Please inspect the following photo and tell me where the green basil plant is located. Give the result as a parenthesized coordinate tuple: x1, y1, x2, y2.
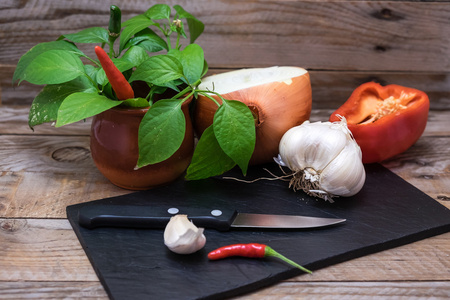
(13, 4, 256, 180)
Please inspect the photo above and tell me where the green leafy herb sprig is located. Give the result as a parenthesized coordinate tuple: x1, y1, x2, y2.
(13, 4, 256, 180)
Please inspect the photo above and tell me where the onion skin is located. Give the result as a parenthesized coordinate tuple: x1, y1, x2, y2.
(194, 69, 312, 165)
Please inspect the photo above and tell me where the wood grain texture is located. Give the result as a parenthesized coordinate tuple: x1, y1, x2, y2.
(0, 219, 98, 282)
(0, 219, 449, 298)
(0, 281, 108, 299)
(0, 136, 130, 218)
(0, 170, 130, 218)
(3, 67, 449, 108)
(1, 281, 448, 299)
(0, 105, 91, 135)
(1, 1, 449, 107)
(1, 0, 448, 71)
(1, 105, 448, 136)
(233, 281, 450, 299)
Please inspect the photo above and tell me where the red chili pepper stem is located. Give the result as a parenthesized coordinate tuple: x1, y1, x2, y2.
(264, 246, 312, 274)
(208, 243, 312, 274)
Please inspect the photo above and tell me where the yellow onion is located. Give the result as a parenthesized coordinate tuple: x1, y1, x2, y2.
(194, 66, 312, 165)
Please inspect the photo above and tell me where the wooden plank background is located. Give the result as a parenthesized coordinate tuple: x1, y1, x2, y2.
(0, 0, 449, 109)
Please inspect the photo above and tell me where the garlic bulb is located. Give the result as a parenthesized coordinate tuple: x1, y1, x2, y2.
(164, 215, 206, 254)
(275, 117, 365, 202)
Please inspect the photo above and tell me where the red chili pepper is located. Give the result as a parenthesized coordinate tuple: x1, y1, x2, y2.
(94, 46, 134, 100)
(329, 82, 429, 163)
(208, 243, 312, 274)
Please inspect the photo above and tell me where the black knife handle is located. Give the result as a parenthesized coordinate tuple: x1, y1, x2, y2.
(77, 203, 238, 231)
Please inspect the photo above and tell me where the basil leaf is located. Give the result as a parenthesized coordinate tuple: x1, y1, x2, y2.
(145, 4, 171, 20)
(130, 55, 183, 86)
(56, 92, 122, 127)
(123, 28, 168, 52)
(201, 59, 209, 79)
(185, 125, 236, 180)
(101, 83, 115, 101)
(21, 50, 86, 85)
(13, 40, 83, 84)
(179, 44, 204, 84)
(213, 99, 255, 175)
(173, 5, 205, 43)
(137, 99, 185, 166)
(84, 64, 100, 83)
(122, 46, 150, 67)
(120, 14, 156, 52)
(60, 27, 109, 44)
(168, 46, 204, 84)
(28, 77, 96, 128)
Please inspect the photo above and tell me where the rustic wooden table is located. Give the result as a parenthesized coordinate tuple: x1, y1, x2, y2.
(0, 105, 448, 299)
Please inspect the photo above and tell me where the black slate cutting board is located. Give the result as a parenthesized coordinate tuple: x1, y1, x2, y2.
(66, 164, 450, 300)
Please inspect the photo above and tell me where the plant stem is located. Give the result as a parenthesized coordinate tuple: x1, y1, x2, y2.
(109, 42, 116, 58)
(191, 79, 202, 88)
(172, 86, 190, 100)
(83, 73, 101, 93)
(196, 90, 223, 107)
(181, 90, 195, 103)
(171, 79, 201, 100)
(145, 89, 153, 101)
(83, 55, 101, 67)
(176, 31, 181, 49)
(166, 36, 172, 50)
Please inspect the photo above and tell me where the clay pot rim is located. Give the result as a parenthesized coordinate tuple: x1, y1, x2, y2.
(108, 106, 150, 114)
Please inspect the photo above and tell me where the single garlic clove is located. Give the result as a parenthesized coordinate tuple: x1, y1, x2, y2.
(164, 215, 206, 254)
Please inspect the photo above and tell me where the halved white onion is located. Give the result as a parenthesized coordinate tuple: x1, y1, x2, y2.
(194, 66, 312, 165)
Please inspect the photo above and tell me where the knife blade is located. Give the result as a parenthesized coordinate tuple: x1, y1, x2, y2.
(77, 203, 345, 231)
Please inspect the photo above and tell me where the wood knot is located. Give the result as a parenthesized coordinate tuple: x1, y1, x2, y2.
(0, 219, 27, 233)
(380, 8, 393, 19)
(414, 159, 431, 167)
(419, 174, 434, 180)
(52, 146, 90, 162)
(374, 45, 389, 53)
(437, 195, 450, 201)
(371, 8, 404, 21)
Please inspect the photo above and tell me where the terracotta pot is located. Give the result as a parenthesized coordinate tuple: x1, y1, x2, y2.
(90, 97, 194, 190)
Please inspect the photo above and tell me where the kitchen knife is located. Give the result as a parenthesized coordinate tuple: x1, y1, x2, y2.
(78, 203, 345, 231)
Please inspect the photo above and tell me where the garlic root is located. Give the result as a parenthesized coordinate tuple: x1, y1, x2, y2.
(287, 170, 334, 201)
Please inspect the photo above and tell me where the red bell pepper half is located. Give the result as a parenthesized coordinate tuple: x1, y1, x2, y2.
(329, 82, 429, 164)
